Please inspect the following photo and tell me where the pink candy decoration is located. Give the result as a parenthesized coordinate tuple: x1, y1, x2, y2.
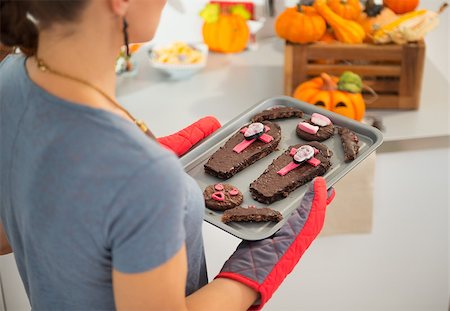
(214, 183, 224, 191)
(244, 122, 264, 138)
(311, 113, 332, 127)
(277, 162, 300, 176)
(211, 192, 225, 202)
(293, 145, 314, 163)
(307, 158, 321, 167)
(233, 138, 256, 153)
(234, 125, 273, 154)
(259, 133, 273, 143)
(277, 145, 322, 175)
(298, 122, 319, 134)
(229, 188, 239, 196)
(291, 147, 319, 156)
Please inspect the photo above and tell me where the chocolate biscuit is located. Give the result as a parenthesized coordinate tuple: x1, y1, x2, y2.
(204, 121, 281, 179)
(296, 119, 334, 142)
(204, 183, 243, 211)
(251, 106, 303, 122)
(222, 206, 283, 223)
(250, 141, 332, 204)
(338, 127, 360, 162)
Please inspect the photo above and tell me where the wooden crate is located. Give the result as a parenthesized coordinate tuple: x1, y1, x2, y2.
(284, 40, 425, 109)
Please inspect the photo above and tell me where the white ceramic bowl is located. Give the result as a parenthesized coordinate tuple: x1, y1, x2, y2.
(149, 43, 208, 80)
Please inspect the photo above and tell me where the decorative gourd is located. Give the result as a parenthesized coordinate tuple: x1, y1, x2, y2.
(373, 3, 447, 44)
(357, 0, 398, 37)
(314, 0, 366, 43)
(200, 4, 250, 53)
(372, 9, 426, 43)
(327, 0, 362, 20)
(293, 72, 366, 121)
(275, 4, 326, 43)
(383, 0, 419, 14)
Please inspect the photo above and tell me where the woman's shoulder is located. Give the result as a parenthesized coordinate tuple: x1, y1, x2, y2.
(0, 53, 23, 74)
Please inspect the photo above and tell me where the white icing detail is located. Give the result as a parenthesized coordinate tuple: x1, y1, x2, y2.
(311, 113, 332, 127)
(244, 122, 264, 138)
(294, 145, 315, 163)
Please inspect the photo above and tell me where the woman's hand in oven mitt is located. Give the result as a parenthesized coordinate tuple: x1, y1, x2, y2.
(157, 116, 221, 157)
(216, 177, 335, 311)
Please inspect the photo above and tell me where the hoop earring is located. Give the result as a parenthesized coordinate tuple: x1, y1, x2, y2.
(122, 17, 130, 58)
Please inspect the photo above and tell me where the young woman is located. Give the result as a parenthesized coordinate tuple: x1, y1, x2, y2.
(0, 0, 335, 310)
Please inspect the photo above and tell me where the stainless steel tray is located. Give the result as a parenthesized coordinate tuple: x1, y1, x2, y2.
(180, 96, 383, 240)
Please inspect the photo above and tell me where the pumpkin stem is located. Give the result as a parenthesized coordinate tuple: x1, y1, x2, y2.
(438, 2, 448, 14)
(320, 73, 337, 91)
(366, 0, 375, 10)
(297, 0, 314, 10)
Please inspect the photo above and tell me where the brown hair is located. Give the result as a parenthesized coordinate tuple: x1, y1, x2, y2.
(0, 0, 88, 56)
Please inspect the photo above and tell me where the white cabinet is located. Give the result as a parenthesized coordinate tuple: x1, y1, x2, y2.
(0, 255, 30, 311)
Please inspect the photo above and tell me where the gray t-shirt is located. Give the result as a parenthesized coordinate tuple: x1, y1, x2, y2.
(0, 55, 208, 310)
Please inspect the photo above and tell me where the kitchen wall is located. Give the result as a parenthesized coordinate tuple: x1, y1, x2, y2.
(153, 0, 288, 44)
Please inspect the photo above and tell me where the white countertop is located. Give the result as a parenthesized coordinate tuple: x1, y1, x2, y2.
(117, 26, 449, 144)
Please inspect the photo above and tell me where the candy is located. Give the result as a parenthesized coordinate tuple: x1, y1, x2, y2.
(214, 183, 224, 191)
(298, 122, 319, 134)
(229, 188, 239, 196)
(234, 125, 273, 154)
(244, 122, 264, 140)
(278, 145, 321, 175)
(211, 192, 225, 202)
(233, 138, 256, 153)
(259, 133, 273, 143)
(311, 113, 332, 127)
(277, 162, 300, 176)
(307, 157, 321, 167)
(293, 145, 315, 164)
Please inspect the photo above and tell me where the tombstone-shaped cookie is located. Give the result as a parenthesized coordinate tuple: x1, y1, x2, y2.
(204, 121, 281, 179)
(250, 141, 333, 204)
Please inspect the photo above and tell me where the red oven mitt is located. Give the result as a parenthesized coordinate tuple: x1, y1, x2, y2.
(157, 116, 221, 157)
(216, 177, 335, 310)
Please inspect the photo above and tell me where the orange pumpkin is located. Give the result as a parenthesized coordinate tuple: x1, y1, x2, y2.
(327, 0, 362, 20)
(275, 5, 327, 44)
(293, 73, 366, 121)
(319, 31, 337, 43)
(383, 0, 419, 14)
(357, 7, 398, 37)
(202, 14, 250, 53)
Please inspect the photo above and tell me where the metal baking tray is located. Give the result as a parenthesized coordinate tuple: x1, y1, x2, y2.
(180, 96, 383, 241)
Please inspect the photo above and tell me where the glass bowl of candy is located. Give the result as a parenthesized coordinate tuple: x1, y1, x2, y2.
(149, 42, 208, 80)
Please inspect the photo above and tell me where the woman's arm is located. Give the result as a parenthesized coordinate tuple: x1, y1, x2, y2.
(0, 222, 13, 255)
(113, 245, 258, 311)
(113, 177, 334, 311)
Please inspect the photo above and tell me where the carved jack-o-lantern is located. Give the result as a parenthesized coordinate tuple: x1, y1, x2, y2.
(293, 72, 366, 121)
